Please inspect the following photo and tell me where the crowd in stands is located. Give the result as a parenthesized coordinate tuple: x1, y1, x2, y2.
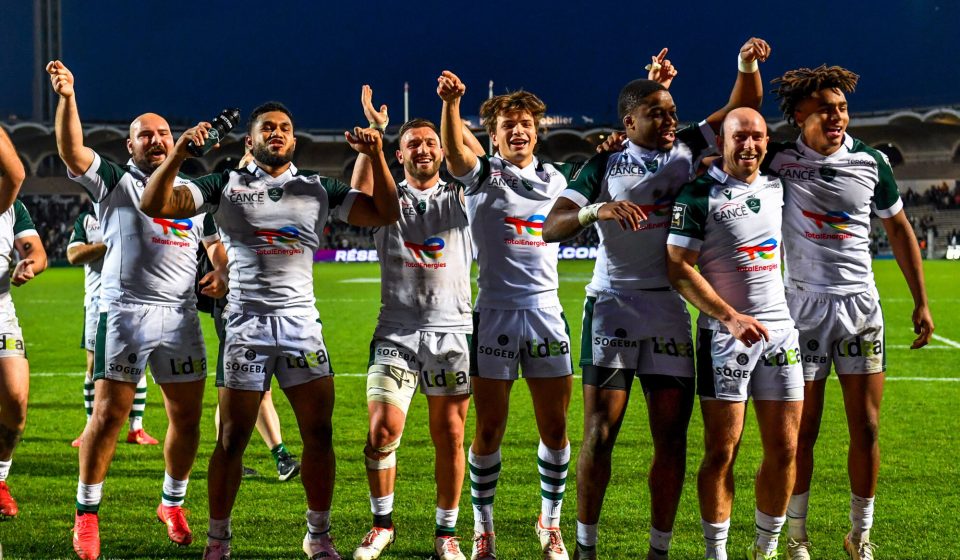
(902, 181, 960, 209)
(21, 195, 85, 264)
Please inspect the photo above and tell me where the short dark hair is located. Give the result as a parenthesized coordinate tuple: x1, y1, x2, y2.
(398, 118, 439, 139)
(771, 65, 859, 126)
(617, 79, 667, 120)
(248, 101, 295, 133)
(479, 91, 546, 137)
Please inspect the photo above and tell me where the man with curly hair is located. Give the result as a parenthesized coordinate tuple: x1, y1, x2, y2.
(764, 65, 934, 560)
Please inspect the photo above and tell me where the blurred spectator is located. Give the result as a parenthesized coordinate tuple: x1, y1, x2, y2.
(21, 194, 84, 264)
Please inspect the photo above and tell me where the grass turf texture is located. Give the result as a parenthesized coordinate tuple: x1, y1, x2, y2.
(1, 259, 957, 559)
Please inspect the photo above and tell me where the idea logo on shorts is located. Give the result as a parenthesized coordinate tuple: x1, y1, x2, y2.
(421, 368, 468, 388)
(285, 349, 329, 369)
(0, 334, 24, 352)
(835, 337, 883, 357)
(762, 347, 801, 367)
(653, 337, 694, 357)
(525, 337, 570, 359)
(169, 355, 206, 375)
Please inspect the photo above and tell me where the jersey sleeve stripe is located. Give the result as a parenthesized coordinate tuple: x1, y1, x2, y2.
(872, 197, 903, 219)
(559, 189, 589, 208)
(666, 232, 703, 251)
(13, 229, 39, 240)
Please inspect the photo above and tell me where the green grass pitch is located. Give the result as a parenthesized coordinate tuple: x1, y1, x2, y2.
(0, 259, 957, 558)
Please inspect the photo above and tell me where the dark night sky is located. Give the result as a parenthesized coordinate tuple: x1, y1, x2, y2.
(1, 1, 958, 130)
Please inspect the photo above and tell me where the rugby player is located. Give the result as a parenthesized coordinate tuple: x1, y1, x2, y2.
(666, 108, 802, 560)
(438, 72, 579, 560)
(0, 126, 43, 519)
(764, 66, 933, 560)
(542, 39, 770, 560)
(141, 102, 400, 560)
(349, 85, 478, 560)
(68, 209, 158, 448)
(48, 60, 222, 559)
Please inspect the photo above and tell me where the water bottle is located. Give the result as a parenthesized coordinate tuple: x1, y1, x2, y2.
(187, 108, 240, 157)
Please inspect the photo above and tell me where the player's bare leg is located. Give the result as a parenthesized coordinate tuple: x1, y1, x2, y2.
(284, 377, 340, 558)
(155, 379, 205, 545)
(787, 377, 827, 552)
(644, 384, 694, 557)
(575, 384, 629, 557)
(428, 394, 469, 559)
(0, 356, 29, 518)
(469, 377, 513, 558)
(529, 375, 573, 559)
(839, 372, 884, 554)
(355, 397, 405, 559)
(698, 400, 746, 559)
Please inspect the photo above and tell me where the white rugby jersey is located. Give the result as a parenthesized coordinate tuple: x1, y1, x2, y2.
(69, 152, 219, 308)
(762, 133, 902, 295)
(374, 179, 472, 332)
(457, 155, 578, 310)
(561, 122, 715, 292)
(667, 164, 793, 331)
(187, 162, 356, 317)
(67, 211, 104, 306)
(0, 200, 39, 299)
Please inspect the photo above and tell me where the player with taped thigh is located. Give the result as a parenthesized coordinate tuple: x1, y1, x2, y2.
(666, 108, 803, 560)
(49, 59, 220, 559)
(349, 86, 483, 560)
(68, 208, 158, 448)
(439, 72, 582, 560)
(543, 38, 770, 560)
(765, 66, 933, 560)
(142, 102, 400, 560)
(0, 126, 44, 519)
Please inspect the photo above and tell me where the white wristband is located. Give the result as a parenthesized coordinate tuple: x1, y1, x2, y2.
(578, 203, 604, 227)
(738, 54, 758, 74)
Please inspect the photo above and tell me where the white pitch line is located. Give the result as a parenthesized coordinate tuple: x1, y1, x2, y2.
(931, 333, 960, 349)
(889, 344, 951, 349)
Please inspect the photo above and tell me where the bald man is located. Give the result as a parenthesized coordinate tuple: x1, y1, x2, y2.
(665, 109, 803, 560)
(49, 61, 227, 560)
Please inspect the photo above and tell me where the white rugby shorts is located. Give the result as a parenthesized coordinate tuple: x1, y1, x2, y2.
(696, 326, 804, 402)
(471, 306, 573, 380)
(94, 301, 206, 384)
(787, 288, 885, 381)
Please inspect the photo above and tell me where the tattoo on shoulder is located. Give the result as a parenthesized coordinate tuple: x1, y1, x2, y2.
(172, 186, 196, 213)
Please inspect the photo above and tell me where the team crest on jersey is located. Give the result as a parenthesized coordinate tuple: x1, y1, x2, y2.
(416, 200, 427, 215)
(746, 196, 761, 214)
(267, 187, 284, 202)
(644, 160, 659, 173)
(722, 189, 732, 200)
(819, 165, 837, 182)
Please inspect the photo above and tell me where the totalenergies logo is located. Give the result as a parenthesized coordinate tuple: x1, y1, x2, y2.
(404, 237, 445, 260)
(255, 226, 300, 244)
(802, 209, 851, 231)
(638, 195, 674, 217)
(153, 218, 193, 238)
(736, 238, 778, 260)
(504, 214, 545, 236)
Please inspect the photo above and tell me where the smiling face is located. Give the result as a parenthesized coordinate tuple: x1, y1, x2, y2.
(624, 90, 678, 151)
(492, 110, 537, 167)
(246, 110, 296, 168)
(127, 113, 174, 172)
(719, 108, 768, 182)
(397, 126, 443, 184)
(795, 87, 849, 156)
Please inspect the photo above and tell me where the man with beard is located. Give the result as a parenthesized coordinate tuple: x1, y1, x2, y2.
(349, 86, 483, 560)
(141, 101, 400, 560)
(47, 60, 226, 560)
(765, 66, 933, 560)
(542, 39, 769, 560)
(666, 108, 803, 560)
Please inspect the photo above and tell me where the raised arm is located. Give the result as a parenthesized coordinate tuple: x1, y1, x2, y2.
(141, 122, 211, 218)
(666, 244, 768, 347)
(47, 60, 95, 176)
(703, 38, 771, 133)
(350, 85, 391, 196)
(437, 71, 478, 177)
(0, 128, 25, 214)
(882, 210, 934, 348)
(343, 127, 400, 226)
